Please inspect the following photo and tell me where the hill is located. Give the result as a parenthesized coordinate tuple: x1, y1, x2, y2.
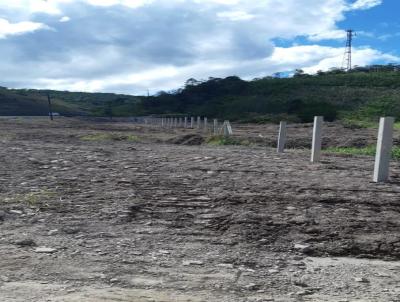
(1, 64, 400, 122)
(0, 87, 142, 117)
(137, 65, 400, 123)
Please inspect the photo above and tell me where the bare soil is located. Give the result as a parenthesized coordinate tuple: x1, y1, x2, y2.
(1, 117, 400, 302)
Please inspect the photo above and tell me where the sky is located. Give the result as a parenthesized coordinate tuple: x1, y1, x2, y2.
(0, 0, 399, 95)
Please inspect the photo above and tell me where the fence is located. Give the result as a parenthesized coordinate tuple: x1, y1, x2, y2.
(132, 116, 233, 137)
(132, 115, 396, 183)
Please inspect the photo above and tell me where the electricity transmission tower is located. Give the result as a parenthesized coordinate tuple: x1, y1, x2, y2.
(342, 29, 355, 71)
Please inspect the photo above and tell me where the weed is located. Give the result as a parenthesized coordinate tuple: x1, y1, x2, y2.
(3, 190, 57, 206)
(324, 146, 400, 160)
(206, 135, 251, 146)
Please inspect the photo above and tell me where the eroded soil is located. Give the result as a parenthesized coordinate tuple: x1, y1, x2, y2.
(0, 117, 400, 302)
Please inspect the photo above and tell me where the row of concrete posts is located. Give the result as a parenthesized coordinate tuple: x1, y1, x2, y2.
(276, 116, 395, 183)
(137, 116, 233, 136)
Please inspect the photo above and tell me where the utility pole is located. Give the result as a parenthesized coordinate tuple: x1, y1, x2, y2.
(342, 29, 355, 71)
(47, 93, 54, 121)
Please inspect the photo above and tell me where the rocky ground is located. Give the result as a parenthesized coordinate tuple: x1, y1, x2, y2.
(0, 117, 400, 302)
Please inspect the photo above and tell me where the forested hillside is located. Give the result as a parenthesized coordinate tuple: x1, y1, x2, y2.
(1, 65, 400, 122)
(137, 65, 400, 123)
(0, 87, 141, 116)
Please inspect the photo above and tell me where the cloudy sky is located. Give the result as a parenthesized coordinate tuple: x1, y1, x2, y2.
(0, 0, 399, 95)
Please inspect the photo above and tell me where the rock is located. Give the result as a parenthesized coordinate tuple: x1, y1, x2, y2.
(47, 229, 58, 236)
(0, 276, 10, 282)
(243, 283, 258, 290)
(294, 243, 312, 254)
(61, 226, 81, 234)
(296, 289, 314, 296)
(15, 239, 37, 247)
(217, 263, 234, 269)
(183, 260, 204, 266)
(268, 269, 279, 274)
(34, 247, 57, 254)
(355, 277, 370, 283)
(9, 210, 23, 215)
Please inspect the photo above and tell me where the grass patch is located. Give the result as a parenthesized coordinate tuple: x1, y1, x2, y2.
(206, 135, 251, 146)
(3, 190, 57, 206)
(80, 133, 139, 142)
(341, 119, 378, 129)
(325, 146, 400, 160)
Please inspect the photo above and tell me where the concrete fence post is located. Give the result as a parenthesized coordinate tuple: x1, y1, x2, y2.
(190, 117, 194, 128)
(277, 121, 287, 153)
(223, 120, 233, 137)
(373, 117, 394, 182)
(311, 116, 323, 163)
(204, 117, 208, 132)
(213, 119, 218, 135)
(184, 117, 188, 128)
(197, 116, 201, 129)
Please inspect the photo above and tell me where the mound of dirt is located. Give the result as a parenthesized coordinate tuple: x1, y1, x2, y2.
(168, 134, 205, 145)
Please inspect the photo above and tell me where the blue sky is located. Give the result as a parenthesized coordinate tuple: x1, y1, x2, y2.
(0, 0, 399, 94)
(274, 0, 400, 63)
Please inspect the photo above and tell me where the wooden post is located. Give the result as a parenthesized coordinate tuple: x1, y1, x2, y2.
(373, 117, 394, 182)
(277, 121, 287, 153)
(311, 116, 323, 163)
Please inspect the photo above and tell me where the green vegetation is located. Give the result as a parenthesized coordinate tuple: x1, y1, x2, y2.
(80, 132, 139, 142)
(3, 190, 56, 206)
(0, 86, 141, 116)
(324, 146, 400, 160)
(1, 64, 400, 123)
(137, 65, 400, 124)
(206, 135, 251, 146)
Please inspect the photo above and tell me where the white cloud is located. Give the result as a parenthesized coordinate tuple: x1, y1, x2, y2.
(268, 45, 399, 74)
(349, 0, 382, 10)
(85, 0, 153, 9)
(59, 16, 71, 22)
(0, 0, 394, 94)
(217, 10, 256, 21)
(308, 30, 347, 41)
(0, 18, 49, 39)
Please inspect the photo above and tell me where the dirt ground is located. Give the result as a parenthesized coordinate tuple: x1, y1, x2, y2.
(1, 117, 400, 302)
